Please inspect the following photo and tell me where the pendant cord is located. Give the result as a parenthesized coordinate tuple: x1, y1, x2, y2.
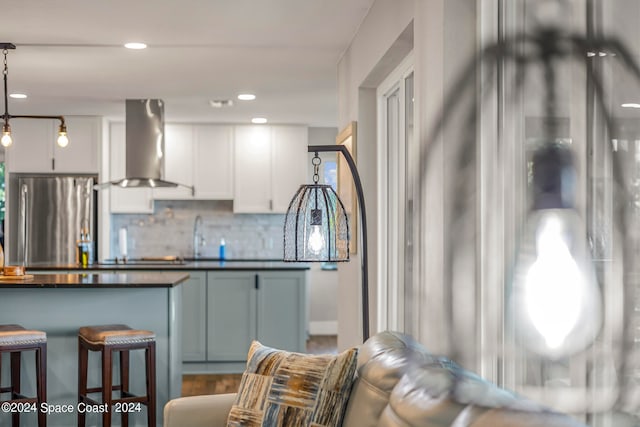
(3, 49, 8, 121)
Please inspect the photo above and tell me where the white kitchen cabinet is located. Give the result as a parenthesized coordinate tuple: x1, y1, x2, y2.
(193, 124, 234, 199)
(153, 124, 195, 200)
(233, 125, 307, 213)
(108, 122, 154, 213)
(234, 125, 272, 212)
(6, 116, 100, 174)
(271, 126, 308, 212)
(153, 124, 234, 200)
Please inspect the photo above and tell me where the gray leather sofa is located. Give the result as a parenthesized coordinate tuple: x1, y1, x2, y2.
(163, 331, 587, 427)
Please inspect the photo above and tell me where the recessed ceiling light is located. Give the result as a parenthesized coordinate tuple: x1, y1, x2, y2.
(251, 117, 268, 124)
(622, 103, 640, 108)
(238, 94, 256, 101)
(124, 42, 147, 50)
(9, 93, 27, 99)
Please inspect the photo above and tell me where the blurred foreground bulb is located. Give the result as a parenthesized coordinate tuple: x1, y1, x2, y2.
(509, 144, 602, 359)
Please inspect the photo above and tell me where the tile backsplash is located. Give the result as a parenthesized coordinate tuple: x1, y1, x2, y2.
(110, 200, 284, 259)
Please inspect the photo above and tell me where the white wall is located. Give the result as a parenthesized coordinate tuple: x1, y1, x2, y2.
(336, 0, 479, 353)
(336, 0, 414, 349)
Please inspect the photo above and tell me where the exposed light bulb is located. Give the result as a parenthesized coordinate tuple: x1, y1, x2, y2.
(57, 124, 69, 147)
(57, 132, 69, 147)
(307, 225, 325, 255)
(1, 123, 12, 147)
(509, 210, 602, 359)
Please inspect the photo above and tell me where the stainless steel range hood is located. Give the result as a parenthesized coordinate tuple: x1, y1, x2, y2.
(95, 99, 193, 192)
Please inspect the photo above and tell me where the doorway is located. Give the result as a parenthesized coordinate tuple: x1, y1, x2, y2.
(377, 53, 415, 333)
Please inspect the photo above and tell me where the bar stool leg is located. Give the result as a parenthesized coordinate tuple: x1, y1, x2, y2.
(146, 342, 156, 427)
(36, 344, 47, 427)
(120, 350, 129, 427)
(10, 351, 21, 427)
(77, 338, 88, 427)
(101, 347, 112, 427)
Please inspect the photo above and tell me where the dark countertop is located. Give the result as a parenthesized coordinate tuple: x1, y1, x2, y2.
(26, 259, 311, 272)
(0, 272, 190, 288)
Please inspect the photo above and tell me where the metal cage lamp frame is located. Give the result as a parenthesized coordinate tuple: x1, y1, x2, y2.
(421, 21, 640, 414)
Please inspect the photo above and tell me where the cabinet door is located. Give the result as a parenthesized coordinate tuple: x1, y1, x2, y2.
(53, 116, 101, 173)
(182, 271, 208, 362)
(194, 125, 234, 199)
(271, 126, 308, 212)
(109, 122, 153, 213)
(153, 124, 194, 200)
(207, 272, 257, 361)
(5, 118, 53, 172)
(257, 271, 307, 352)
(233, 125, 272, 212)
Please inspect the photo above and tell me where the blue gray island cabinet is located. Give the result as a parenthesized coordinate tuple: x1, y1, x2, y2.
(0, 272, 187, 427)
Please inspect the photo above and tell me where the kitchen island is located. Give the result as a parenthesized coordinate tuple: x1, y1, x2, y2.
(30, 261, 310, 374)
(0, 272, 188, 427)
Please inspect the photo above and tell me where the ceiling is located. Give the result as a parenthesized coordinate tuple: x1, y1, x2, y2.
(1, 0, 376, 127)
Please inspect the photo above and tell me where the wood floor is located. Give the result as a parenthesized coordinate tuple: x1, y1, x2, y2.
(182, 335, 337, 397)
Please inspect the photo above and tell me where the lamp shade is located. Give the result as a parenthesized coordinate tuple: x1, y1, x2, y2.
(284, 184, 350, 262)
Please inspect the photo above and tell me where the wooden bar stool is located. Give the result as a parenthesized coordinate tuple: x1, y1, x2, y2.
(77, 324, 156, 427)
(0, 324, 47, 427)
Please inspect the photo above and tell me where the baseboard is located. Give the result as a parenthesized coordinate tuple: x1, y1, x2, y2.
(309, 321, 338, 335)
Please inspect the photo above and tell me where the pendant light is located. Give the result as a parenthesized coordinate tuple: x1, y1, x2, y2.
(284, 152, 350, 262)
(1, 42, 69, 148)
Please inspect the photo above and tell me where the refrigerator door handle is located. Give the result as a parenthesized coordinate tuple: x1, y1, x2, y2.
(20, 183, 28, 266)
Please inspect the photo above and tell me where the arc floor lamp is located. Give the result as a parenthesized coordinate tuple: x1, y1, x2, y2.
(284, 143, 370, 342)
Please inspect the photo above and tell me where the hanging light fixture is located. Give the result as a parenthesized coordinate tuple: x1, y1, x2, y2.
(284, 152, 350, 262)
(1, 42, 69, 148)
(419, 18, 640, 411)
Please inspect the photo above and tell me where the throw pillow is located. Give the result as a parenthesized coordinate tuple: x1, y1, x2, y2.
(227, 340, 358, 427)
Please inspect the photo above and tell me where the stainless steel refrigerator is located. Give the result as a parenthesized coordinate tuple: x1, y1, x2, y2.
(8, 175, 97, 265)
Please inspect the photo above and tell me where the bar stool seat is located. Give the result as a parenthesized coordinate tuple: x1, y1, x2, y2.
(78, 324, 156, 427)
(78, 325, 155, 346)
(0, 324, 47, 427)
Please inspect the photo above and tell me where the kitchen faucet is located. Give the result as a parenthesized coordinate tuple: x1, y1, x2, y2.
(193, 215, 205, 259)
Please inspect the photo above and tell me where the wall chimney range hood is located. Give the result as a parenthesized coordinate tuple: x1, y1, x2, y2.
(95, 99, 194, 193)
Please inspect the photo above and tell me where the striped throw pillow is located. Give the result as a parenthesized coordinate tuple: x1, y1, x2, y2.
(227, 341, 358, 427)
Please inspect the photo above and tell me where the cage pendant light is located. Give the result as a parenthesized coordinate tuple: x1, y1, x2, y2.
(283, 153, 350, 262)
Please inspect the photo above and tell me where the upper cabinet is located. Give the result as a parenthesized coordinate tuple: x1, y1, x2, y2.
(234, 125, 307, 213)
(193, 125, 234, 199)
(104, 122, 305, 211)
(152, 124, 195, 200)
(153, 124, 234, 200)
(109, 122, 153, 213)
(5, 116, 101, 174)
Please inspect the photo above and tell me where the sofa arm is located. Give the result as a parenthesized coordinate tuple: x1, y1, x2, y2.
(163, 393, 236, 427)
